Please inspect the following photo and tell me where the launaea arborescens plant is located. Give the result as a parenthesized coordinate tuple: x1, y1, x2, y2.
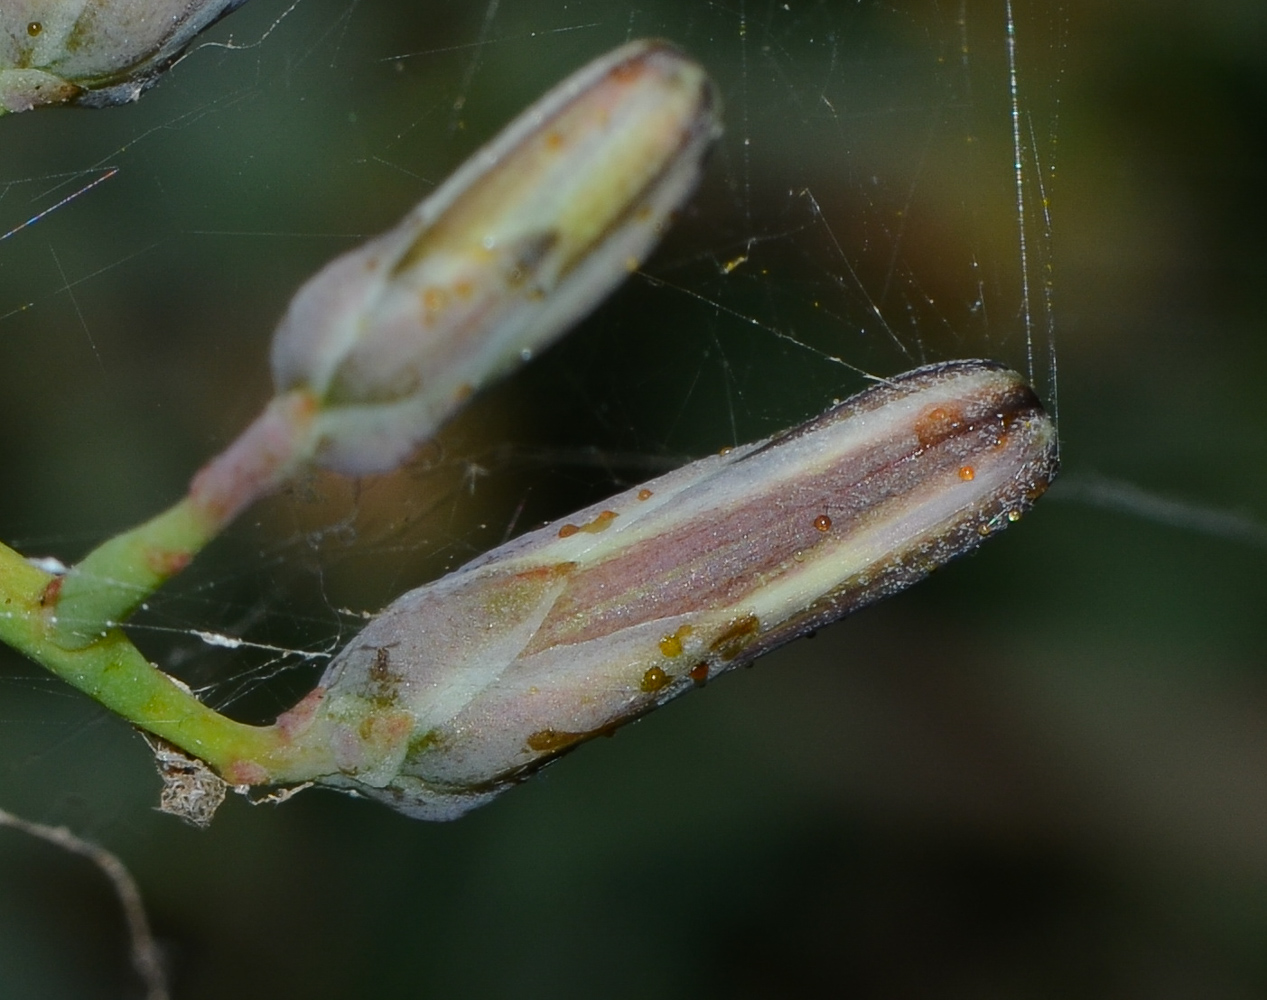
(0, 38, 1059, 826)
(0, 0, 249, 113)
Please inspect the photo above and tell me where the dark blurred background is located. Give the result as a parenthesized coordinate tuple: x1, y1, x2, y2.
(2, 1, 1266, 996)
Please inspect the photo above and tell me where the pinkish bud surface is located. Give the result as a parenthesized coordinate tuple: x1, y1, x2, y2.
(269, 39, 722, 476)
(0, 0, 248, 113)
(305, 360, 1059, 819)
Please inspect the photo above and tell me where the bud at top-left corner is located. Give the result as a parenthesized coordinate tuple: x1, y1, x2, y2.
(1, 0, 249, 113)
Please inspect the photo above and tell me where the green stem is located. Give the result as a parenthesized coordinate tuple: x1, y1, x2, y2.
(50, 391, 318, 648)
(49, 498, 218, 646)
(0, 540, 336, 785)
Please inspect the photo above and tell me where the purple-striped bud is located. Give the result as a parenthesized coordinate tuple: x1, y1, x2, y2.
(1, 0, 248, 113)
(296, 360, 1059, 819)
(269, 40, 722, 477)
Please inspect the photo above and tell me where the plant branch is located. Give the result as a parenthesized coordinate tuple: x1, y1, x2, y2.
(48, 390, 318, 648)
(0, 539, 336, 786)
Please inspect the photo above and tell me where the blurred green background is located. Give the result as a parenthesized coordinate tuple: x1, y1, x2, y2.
(2, 0, 1266, 996)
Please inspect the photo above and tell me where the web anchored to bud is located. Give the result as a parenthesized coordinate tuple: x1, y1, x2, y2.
(298, 360, 1058, 819)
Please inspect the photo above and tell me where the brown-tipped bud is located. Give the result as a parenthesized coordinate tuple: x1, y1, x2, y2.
(300, 360, 1059, 819)
(1, 0, 248, 113)
(269, 39, 722, 476)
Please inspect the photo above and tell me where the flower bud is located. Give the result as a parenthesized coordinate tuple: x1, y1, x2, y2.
(297, 360, 1059, 819)
(269, 39, 722, 477)
(0, 0, 248, 113)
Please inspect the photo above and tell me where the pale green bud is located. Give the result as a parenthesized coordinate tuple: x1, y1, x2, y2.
(0, 0, 248, 113)
(291, 360, 1059, 819)
(269, 39, 722, 477)
(32, 39, 719, 651)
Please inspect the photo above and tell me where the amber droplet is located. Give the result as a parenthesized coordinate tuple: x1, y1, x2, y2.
(527, 728, 585, 753)
(689, 662, 709, 686)
(587, 510, 619, 533)
(710, 614, 759, 661)
(958, 465, 976, 481)
(657, 625, 693, 658)
(641, 666, 670, 693)
(1006, 509, 1022, 523)
(27, 21, 42, 36)
(813, 514, 832, 532)
(914, 405, 963, 448)
(559, 509, 619, 538)
(637, 488, 654, 501)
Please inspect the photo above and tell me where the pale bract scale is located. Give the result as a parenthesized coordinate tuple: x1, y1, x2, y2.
(0, 0, 249, 113)
(269, 39, 722, 476)
(291, 360, 1060, 820)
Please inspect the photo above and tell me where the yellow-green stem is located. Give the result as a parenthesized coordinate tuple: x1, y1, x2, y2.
(50, 391, 318, 648)
(50, 498, 218, 647)
(0, 540, 336, 784)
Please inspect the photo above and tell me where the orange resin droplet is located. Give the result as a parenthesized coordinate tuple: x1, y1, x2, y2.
(657, 624, 693, 658)
(914, 405, 963, 448)
(641, 666, 670, 692)
(813, 514, 832, 532)
(27, 21, 42, 36)
(527, 728, 584, 753)
(558, 509, 619, 538)
(689, 662, 709, 685)
(959, 465, 976, 481)
(710, 614, 759, 661)
(586, 510, 619, 532)
(637, 488, 654, 501)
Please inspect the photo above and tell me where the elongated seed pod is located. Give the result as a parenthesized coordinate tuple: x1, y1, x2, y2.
(270, 39, 722, 476)
(0, 0, 249, 113)
(293, 360, 1059, 819)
